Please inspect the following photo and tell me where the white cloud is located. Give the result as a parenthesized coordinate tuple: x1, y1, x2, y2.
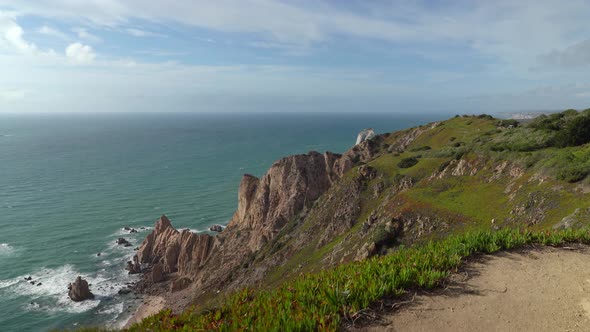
(575, 91, 590, 98)
(73, 27, 101, 43)
(126, 28, 163, 37)
(1, 0, 589, 71)
(65, 42, 96, 63)
(0, 11, 37, 54)
(1, 1, 590, 113)
(38, 25, 68, 40)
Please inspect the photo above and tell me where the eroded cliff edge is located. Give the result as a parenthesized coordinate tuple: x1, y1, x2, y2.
(133, 143, 383, 308)
(132, 114, 590, 313)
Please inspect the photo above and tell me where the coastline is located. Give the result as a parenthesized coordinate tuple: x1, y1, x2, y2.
(123, 296, 166, 329)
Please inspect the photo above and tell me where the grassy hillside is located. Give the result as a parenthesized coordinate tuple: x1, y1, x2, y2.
(78, 109, 590, 331)
(256, 109, 590, 288)
(125, 229, 590, 331)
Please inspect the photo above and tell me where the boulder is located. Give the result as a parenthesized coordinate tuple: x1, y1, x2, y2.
(126, 255, 142, 274)
(170, 277, 192, 292)
(209, 224, 224, 232)
(116, 238, 131, 246)
(151, 263, 164, 283)
(68, 276, 94, 302)
(358, 165, 377, 180)
(118, 288, 132, 295)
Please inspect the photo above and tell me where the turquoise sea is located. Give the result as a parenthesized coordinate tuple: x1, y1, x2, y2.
(0, 112, 451, 331)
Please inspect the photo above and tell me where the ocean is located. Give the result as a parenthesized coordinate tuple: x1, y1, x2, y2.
(0, 112, 451, 331)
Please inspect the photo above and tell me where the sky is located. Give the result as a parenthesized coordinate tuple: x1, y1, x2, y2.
(1, 0, 590, 113)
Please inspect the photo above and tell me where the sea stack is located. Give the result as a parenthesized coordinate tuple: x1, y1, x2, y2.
(68, 276, 94, 302)
(356, 128, 375, 145)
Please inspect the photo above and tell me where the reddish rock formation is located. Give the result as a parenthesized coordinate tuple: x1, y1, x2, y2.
(227, 151, 343, 251)
(68, 276, 94, 302)
(134, 148, 379, 302)
(126, 255, 141, 274)
(170, 277, 192, 292)
(137, 216, 216, 276)
(151, 263, 164, 283)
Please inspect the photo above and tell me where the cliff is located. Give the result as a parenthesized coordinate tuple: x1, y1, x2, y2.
(133, 109, 590, 318)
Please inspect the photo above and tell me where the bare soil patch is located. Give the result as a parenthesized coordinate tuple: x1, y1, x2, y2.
(346, 246, 590, 332)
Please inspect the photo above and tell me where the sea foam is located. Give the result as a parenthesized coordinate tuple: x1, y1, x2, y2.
(0, 243, 14, 256)
(0, 262, 137, 315)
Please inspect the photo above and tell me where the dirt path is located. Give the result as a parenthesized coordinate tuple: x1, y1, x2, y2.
(349, 247, 590, 332)
(123, 296, 166, 328)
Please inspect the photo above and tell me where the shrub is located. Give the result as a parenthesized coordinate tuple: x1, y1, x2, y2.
(557, 165, 590, 183)
(409, 145, 431, 152)
(397, 157, 419, 168)
(477, 114, 494, 120)
(552, 115, 590, 147)
(497, 119, 519, 128)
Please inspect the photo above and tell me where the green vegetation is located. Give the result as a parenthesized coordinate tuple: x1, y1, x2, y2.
(397, 157, 419, 168)
(553, 114, 590, 148)
(496, 119, 519, 128)
(120, 228, 590, 331)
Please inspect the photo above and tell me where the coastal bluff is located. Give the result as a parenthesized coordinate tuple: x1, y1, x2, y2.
(132, 136, 384, 305)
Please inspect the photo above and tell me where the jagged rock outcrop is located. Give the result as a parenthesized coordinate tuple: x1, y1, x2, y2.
(68, 276, 94, 302)
(134, 151, 358, 294)
(126, 255, 142, 274)
(137, 215, 216, 277)
(356, 128, 375, 145)
(226, 151, 345, 251)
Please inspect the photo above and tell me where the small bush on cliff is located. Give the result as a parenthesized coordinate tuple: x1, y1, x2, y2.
(552, 114, 590, 148)
(557, 166, 590, 183)
(397, 157, 419, 168)
(497, 119, 519, 128)
(409, 145, 431, 152)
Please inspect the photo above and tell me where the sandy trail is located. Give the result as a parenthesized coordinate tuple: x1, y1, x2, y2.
(123, 296, 166, 328)
(350, 247, 590, 332)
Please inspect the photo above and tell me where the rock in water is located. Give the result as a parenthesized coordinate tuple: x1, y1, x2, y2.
(118, 288, 132, 295)
(68, 276, 94, 302)
(356, 128, 375, 145)
(126, 255, 142, 274)
(116, 237, 131, 246)
(209, 224, 224, 232)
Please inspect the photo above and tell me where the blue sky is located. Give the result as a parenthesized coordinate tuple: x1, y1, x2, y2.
(1, 0, 590, 113)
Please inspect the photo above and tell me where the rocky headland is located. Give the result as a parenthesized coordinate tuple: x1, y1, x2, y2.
(124, 111, 590, 328)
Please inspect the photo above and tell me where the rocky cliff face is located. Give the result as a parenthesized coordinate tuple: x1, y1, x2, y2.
(135, 149, 367, 298)
(137, 215, 217, 277)
(132, 114, 590, 317)
(226, 151, 343, 251)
